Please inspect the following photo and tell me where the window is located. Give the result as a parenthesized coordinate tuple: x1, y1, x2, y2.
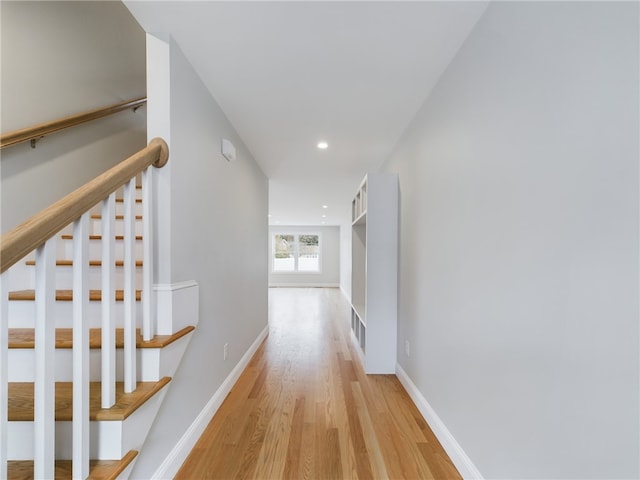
(273, 234, 295, 271)
(273, 233, 320, 272)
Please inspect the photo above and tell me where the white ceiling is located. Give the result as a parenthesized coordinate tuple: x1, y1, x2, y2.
(124, 1, 488, 226)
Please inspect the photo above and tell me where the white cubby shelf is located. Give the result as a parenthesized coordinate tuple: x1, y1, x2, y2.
(350, 173, 398, 374)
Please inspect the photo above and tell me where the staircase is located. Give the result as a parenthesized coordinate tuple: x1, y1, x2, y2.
(1, 140, 197, 479)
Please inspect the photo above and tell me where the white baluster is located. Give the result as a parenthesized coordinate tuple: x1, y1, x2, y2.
(72, 214, 89, 479)
(34, 238, 56, 479)
(0, 273, 8, 479)
(101, 194, 116, 408)
(124, 178, 137, 393)
(142, 167, 154, 341)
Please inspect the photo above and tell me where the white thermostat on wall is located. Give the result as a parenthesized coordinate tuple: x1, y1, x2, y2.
(221, 138, 236, 162)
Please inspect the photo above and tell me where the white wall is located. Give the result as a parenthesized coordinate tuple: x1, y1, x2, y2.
(130, 36, 268, 478)
(383, 2, 639, 478)
(0, 1, 147, 232)
(268, 225, 340, 287)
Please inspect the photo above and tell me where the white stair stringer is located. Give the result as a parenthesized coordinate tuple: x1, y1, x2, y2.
(140, 329, 196, 382)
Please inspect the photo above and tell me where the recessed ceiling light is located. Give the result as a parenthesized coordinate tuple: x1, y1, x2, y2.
(317, 141, 328, 150)
(267, 214, 272, 218)
(321, 214, 327, 218)
(322, 205, 328, 209)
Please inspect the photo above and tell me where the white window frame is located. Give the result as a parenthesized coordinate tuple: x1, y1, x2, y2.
(271, 232, 322, 274)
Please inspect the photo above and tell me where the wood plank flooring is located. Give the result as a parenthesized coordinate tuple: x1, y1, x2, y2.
(176, 288, 461, 479)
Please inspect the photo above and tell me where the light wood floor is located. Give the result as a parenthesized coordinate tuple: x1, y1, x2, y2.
(176, 288, 461, 479)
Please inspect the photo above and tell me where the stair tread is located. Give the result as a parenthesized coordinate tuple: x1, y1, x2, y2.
(115, 198, 142, 203)
(8, 377, 171, 421)
(60, 235, 143, 241)
(90, 214, 142, 220)
(8, 289, 142, 301)
(7, 449, 138, 480)
(25, 259, 143, 267)
(9, 326, 195, 349)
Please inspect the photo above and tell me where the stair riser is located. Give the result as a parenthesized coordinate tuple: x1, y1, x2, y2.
(8, 301, 143, 328)
(9, 332, 193, 385)
(9, 215, 143, 247)
(58, 240, 143, 263)
(7, 334, 192, 382)
(88, 202, 143, 217)
(92, 219, 143, 237)
(114, 202, 143, 217)
(7, 385, 169, 460)
(20, 267, 142, 291)
(90, 189, 143, 208)
(8, 348, 164, 382)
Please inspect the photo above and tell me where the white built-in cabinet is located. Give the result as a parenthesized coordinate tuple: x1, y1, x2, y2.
(350, 173, 398, 374)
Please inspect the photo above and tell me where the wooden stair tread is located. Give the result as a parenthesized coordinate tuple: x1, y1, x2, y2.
(61, 235, 143, 241)
(90, 214, 142, 220)
(8, 377, 171, 421)
(9, 326, 195, 349)
(115, 198, 142, 203)
(7, 450, 138, 480)
(25, 259, 143, 267)
(8, 289, 142, 301)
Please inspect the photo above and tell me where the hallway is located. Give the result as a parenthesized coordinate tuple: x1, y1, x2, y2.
(175, 288, 460, 479)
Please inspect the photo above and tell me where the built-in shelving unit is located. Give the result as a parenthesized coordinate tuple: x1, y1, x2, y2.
(350, 173, 398, 374)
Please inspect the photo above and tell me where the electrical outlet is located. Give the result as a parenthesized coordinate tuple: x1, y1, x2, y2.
(405, 340, 410, 357)
(224, 343, 229, 360)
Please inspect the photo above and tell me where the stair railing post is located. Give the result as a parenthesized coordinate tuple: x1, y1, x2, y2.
(0, 273, 8, 479)
(72, 213, 90, 479)
(142, 166, 154, 341)
(34, 238, 56, 480)
(101, 193, 117, 408)
(124, 178, 137, 393)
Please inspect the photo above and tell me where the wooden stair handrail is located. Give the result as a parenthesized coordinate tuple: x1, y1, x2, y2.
(0, 138, 168, 273)
(0, 97, 146, 149)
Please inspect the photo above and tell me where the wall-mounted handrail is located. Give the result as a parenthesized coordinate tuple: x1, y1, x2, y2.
(0, 137, 168, 273)
(0, 97, 146, 149)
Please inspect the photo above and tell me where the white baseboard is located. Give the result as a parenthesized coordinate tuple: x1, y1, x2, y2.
(395, 364, 483, 480)
(150, 325, 269, 479)
(269, 283, 340, 288)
